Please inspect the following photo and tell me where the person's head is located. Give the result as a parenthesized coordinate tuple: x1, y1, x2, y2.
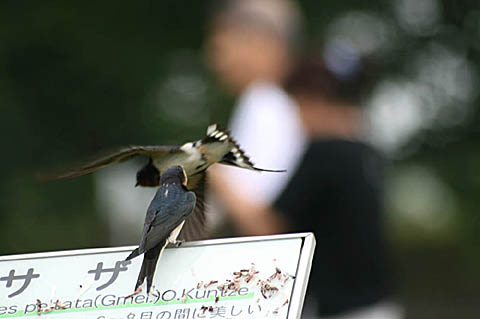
(205, 0, 303, 94)
(285, 44, 376, 138)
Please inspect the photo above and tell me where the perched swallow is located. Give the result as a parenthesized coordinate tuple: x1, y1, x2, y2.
(125, 165, 196, 294)
(41, 124, 284, 241)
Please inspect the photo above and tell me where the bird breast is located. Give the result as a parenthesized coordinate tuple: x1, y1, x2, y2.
(197, 142, 233, 165)
(153, 143, 206, 176)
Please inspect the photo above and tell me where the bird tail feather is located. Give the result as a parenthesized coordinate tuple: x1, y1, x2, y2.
(134, 243, 165, 293)
(205, 124, 286, 173)
(125, 248, 141, 261)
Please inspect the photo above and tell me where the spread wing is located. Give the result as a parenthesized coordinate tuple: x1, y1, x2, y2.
(177, 171, 207, 241)
(204, 124, 286, 173)
(38, 145, 175, 181)
(140, 188, 196, 253)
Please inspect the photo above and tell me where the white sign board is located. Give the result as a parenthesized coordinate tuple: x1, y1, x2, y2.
(0, 233, 315, 319)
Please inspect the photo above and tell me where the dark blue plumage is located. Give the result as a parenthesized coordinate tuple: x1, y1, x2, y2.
(42, 124, 285, 243)
(125, 165, 196, 293)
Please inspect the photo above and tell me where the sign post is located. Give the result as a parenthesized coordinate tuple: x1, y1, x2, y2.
(0, 233, 315, 319)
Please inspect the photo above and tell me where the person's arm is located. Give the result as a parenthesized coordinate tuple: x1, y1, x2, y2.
(209, 167, 289, 236)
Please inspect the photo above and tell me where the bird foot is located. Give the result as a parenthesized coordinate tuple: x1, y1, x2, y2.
(174, 240, 185, 247)
(125, 286, 142, 298)
(167, 239, 184, 247)
(149, 287, 160, 298)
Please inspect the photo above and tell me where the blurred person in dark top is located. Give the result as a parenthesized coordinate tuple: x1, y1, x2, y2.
(211, 43, 402, 318)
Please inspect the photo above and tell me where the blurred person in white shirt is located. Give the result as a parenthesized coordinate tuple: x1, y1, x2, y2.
(205, 0, 307, 218)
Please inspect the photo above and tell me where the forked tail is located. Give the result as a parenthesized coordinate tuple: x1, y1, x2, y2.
(126, 244, 163, 294)
(205, 124, 286, 173)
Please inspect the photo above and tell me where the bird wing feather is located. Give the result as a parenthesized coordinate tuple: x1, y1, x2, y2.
(39, 145, 176, 180)
(177, 171, 207, 241)
(140, 188, 196, 253)
(202, 124, 286, 172)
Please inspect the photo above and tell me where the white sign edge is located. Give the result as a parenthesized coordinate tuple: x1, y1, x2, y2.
(288, 232, 315, 319)
(0, 232, 316, 318)
(0, 232, 314, 261)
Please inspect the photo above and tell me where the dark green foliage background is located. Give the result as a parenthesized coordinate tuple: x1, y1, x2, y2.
(1, 1, 479, 317)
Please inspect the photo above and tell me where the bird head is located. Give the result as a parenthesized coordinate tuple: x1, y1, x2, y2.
(136, 160, 160, 187)
(160, 165, 188, 186)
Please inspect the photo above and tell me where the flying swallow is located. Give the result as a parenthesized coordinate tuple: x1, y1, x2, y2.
(40, 124, 285, 241)
(125, 165, 196, 294)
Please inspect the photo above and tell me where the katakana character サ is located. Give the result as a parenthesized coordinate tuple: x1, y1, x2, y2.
(0, 268, 40, 298)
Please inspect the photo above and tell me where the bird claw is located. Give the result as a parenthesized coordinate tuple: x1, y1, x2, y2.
(173, 240, 184, 247)
(167, 238, 184, 247)
(150, 288, 160, 298)
(125, 287, 142, 299)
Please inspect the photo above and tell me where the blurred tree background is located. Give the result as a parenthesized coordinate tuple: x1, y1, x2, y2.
(1, 0, 479, 317)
